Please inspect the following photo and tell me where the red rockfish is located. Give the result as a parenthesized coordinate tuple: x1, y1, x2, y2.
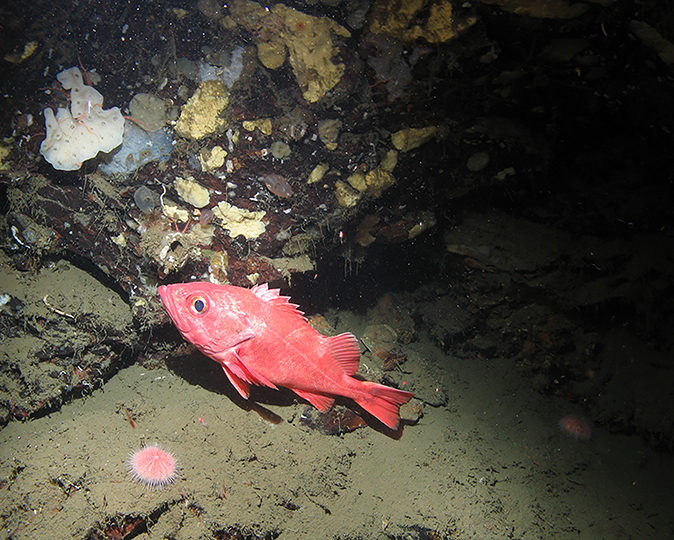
(158, 282, 414, 429)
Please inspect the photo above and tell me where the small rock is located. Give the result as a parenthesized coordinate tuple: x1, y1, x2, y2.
(467, 151, 490, 171)
(299, 405, 367, 435)
(361, 324, 406, 370)
(399, 399, 424, 425)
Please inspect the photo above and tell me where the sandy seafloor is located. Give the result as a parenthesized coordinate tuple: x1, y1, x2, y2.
(1, 305, 672, 540)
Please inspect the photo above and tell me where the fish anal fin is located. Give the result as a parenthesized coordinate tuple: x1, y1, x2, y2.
(251, 283, 306, 320)
(292, 388, 335, 412)
(327, 332, 361, 375)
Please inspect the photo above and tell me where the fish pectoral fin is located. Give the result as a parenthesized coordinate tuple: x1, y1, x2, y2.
(226, 350, 279, 391)
(292, 388, 335, 412)
(327, 332, 361, 376)
(221, 364, 251, 399)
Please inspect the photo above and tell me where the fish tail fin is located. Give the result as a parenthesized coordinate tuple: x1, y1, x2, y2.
(356, 382, 414, 430)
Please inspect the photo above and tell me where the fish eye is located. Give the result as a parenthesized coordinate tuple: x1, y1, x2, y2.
(189, 296, 208, 315)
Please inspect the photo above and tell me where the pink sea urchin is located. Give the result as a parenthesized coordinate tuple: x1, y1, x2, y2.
(559, 414, 592, 441)
(128, 444, 178, 488)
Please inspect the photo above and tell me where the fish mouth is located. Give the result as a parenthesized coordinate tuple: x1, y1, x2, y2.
(157, 285, 172, 313)
(158, 284, 192, 334)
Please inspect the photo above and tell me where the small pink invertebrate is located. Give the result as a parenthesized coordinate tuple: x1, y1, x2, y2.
(260, 173, 294, 198)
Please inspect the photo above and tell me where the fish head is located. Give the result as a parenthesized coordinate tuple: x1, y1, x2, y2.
(158, 282, 254, 356)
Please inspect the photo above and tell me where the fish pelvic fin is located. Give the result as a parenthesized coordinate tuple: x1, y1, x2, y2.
(327, 332, 361, 375)
(292, 388, 335, 412)
(356, 382, 414, 430)
(221, 364, 251, 399)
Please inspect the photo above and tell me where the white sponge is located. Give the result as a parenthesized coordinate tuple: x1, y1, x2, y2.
(40, 67, 124, 171)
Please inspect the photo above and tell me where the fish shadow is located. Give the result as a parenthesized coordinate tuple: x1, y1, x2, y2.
(166, 346, 299, 416)
(166, 346, 408, 438)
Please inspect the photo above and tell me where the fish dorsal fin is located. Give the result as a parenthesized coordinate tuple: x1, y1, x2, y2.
(251, 283, 306, 320)
(327, 332, 361, 375)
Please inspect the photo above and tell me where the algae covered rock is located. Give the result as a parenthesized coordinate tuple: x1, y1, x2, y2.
(274, 4, 351, 103)
(318, 119, 342, 150)
(199, 146, 227, 172)
(337, 149, 399, 206)
(243, 118, 273, 135)
(129, 93, 168, 132)
(230, 0, 350, 103)
(365, 168, 395, 198)
(175, 80, 229, 140)
(391, 126, 439, 152)
(257, 39, 287, 70)
(369, 0, 476, 43)
(174, 176, 210, 208)
(335, 180, 362, 207)
(213, 201, 266, 240)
